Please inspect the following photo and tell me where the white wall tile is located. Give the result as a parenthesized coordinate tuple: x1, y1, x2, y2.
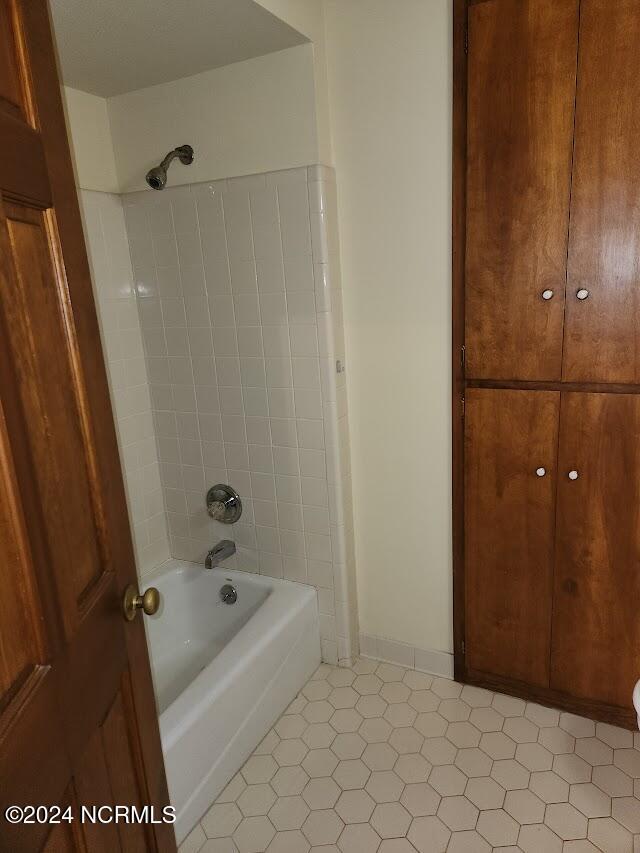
(295, 389, 323, 420)
(249, 186, 281, 263)
(212, 326, 238, 356)
(259, 292, 288, 326)
(229, 258, 258, 294)
(219, 387, 243, 415)
(278, 182, 312, 258)
(262, 326, 290, 358)
(275, 475, 302, 504)
(243, 387, 269, 417)
(297, 419, 325, 450)
(223, 190, 253, 262)
(284, 254, 314, 292)
(268, 388, 295, 419)
(270, 418, 298, 448)
(257, 259, 285, 293)
(290, 325, 319, 357)
(233, 294, 260, 326)
(287, 292, 316, 325)
(266, 358, 293, 389)
(210, 295, 235, 326)
(299, 449, 327, 479)
(277, 502, 303, 531)
(237, 327, 263, 358)
(273, 446, 299, 476)
(292, 358, 321, 390)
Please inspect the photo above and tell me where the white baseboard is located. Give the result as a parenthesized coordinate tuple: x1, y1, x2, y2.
(359, 633, 454, 680)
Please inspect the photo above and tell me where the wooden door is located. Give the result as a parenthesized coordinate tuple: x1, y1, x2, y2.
(551, 393, 640, 708)
(464, 389, 559, 687)
(0, 2, 174, 851)
(563, 0, 640, 383)
(465, 0, 578, 381)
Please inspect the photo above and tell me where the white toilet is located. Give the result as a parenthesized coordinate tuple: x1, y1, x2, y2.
(633, 680, 640, 728)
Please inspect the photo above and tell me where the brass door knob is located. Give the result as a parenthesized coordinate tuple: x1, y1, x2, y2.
(122, 584, 160, 621)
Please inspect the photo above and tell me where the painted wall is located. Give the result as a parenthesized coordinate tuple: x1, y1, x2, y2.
(62, 87, 119, 193)
(254, 0, 321, 39)
(254, 0, 332, 164)
(108, 45, 319, 193)
(324, 0, 453, 656)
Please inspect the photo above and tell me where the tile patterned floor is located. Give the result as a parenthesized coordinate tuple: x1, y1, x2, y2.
(179, 658, 640, 853)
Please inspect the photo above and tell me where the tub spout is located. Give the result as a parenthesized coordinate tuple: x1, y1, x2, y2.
(205, 540, 236, 569)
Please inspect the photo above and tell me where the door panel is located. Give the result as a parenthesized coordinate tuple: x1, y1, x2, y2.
(551, 393, 640, 708)
(465, 389, 560, 686)
(0, 1, 173, 850)
(2, 200, 104, 617)
(465, 0, 578, 380)
(563, 0, 640, 383)
(102, 689, 150, 853)
(73, 727, 124, 853)
(0, 394, 44, 695)
(0, 314, 71, 851)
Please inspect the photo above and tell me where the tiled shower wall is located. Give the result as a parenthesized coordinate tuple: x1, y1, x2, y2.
(79, 190, 171, 575)
(121, 166, 358, 664)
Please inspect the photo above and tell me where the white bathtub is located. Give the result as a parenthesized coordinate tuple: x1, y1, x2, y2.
(144, 559, 320, 843)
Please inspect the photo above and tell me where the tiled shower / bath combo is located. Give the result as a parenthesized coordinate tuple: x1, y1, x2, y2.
(82, 166, 358, 667)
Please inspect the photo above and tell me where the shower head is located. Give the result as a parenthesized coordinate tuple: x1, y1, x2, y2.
(145, 145, 194, 190)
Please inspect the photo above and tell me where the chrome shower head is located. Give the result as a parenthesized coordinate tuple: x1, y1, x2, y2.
(145, 145, 194, 190)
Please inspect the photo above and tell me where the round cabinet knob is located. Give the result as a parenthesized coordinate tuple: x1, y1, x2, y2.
(536, 467, 546, 477)
(576, 289, 590, 300)
(542, 290, 554, 301)
(568, 470, 579, 480)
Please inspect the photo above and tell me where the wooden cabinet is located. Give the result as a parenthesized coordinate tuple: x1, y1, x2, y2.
(465, 389, 559, 687)
(456, 0, 640, 726)
(464, 389, 640, 721)
(465, 0, 640, 385)
(562, 0, 640, 383)
(465, 0, 578, 381)
(551, 393, 640, 709)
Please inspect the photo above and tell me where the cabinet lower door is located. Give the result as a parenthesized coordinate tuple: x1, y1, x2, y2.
(551, 392, 640, 708)
(465, 389, 560, 686)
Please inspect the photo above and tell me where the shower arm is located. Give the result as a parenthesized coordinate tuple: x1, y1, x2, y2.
(159, 145, 193, 171)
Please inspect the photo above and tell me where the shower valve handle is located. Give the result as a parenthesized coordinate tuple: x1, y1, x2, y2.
(208, 498, 232, 521)
(206, 484, 242, 524)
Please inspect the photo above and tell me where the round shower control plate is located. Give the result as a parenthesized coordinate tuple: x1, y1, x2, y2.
(206, 483, 242, 524)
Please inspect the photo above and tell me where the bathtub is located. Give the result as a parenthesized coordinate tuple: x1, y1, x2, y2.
(144, 559, 320, 843)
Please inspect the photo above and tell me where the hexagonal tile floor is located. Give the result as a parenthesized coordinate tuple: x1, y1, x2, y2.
(179, 658, 640, 853)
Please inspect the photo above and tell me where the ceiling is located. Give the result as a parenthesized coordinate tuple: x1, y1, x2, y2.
(49, 0, 308, 98)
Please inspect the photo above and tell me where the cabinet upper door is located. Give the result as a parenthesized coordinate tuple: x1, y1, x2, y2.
(563, 0, 640, 383)
(465, 388, 560, 687)
(551, 392, 640, 709)
(465, 0, 579, 380)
